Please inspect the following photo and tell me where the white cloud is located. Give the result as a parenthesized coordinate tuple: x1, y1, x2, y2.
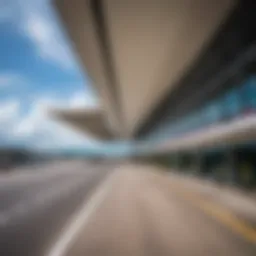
(0, 73, 25, 88)
(69, 92, 98, 109)
(0, 94, 129, 155)
(0, 100, 19, 123)
(0, 90, 99, 149)
(0, 0, 76, 70)
(13, 91, 97, 149)
(0, 100, 20, 143)
(15, 107, 93, 149)
(25, 14, 75, 69)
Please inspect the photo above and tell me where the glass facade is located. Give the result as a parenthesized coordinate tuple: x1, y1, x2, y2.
(241, 77, 256, 112)
(149, 76, 256, 141)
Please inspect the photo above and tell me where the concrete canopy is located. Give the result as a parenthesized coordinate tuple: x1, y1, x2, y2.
(55, 0, 235, 138)
(51, 108, 114, 140)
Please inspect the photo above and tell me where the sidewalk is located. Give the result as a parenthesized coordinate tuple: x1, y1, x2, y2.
(151, 165, 256, 227)
(56, 163, 256, 256)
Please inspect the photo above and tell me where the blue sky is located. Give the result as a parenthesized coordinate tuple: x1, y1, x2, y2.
(0, 0, 110, 151)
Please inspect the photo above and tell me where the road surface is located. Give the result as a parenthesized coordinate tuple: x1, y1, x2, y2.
(0, 160, 111, 256)
(0, 161, 255, 256)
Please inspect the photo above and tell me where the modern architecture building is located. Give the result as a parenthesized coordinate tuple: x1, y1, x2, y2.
(53, 0, 256, 188)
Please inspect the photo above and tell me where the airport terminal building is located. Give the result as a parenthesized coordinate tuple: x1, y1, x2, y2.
(53, 0, 256, 188)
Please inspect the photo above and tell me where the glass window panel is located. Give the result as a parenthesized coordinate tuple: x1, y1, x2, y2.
(246, 77, 256, 109)
(223, 87, 241, 118)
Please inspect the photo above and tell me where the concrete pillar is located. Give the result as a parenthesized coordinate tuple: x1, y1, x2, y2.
(225, 148, 237, 185)
(192, 150, 203, 175)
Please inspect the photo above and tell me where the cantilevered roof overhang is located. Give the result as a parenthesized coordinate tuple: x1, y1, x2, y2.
(51, 108, 114, 140)
(54, 0, 235, 139)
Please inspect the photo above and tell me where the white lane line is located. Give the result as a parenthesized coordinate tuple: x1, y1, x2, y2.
(46, 170, 118, 256)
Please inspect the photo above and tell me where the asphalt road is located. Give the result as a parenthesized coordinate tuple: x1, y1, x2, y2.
(0, 161, 255, 256)
(0, 160, 111, 256)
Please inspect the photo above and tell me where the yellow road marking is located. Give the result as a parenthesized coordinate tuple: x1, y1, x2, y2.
(170, 183, 256, 244)
(200, 200, 256, 243)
